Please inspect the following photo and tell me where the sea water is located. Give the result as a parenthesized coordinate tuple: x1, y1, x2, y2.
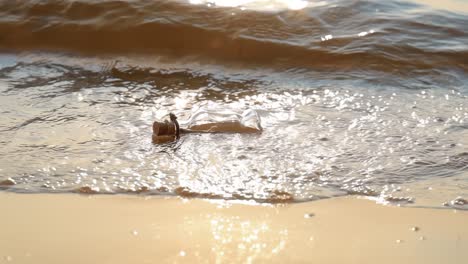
(0, 0, 467, 208)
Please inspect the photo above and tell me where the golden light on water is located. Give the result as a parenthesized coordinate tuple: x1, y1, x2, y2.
(188, 0, 468, 12)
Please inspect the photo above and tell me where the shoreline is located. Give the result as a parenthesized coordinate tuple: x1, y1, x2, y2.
(1, 193, 467, 264)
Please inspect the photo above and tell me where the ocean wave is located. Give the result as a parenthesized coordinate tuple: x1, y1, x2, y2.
(0, 0, 466, 73)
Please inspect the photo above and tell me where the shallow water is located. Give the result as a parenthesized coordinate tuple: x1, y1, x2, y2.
(0, 0, 467, 208)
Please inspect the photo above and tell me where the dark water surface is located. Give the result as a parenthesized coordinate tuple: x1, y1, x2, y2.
(0, 0, 467, 208)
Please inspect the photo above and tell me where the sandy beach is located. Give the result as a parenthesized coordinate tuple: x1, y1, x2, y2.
(0, 193, 467, 264)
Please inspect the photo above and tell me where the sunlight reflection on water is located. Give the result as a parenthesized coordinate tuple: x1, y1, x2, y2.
(0, 53, 466, 208)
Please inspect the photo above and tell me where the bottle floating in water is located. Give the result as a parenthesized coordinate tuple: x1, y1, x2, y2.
(152, 109, 262, 144)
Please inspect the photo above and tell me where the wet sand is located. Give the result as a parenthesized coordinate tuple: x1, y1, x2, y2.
(0, 193, 467, 264)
